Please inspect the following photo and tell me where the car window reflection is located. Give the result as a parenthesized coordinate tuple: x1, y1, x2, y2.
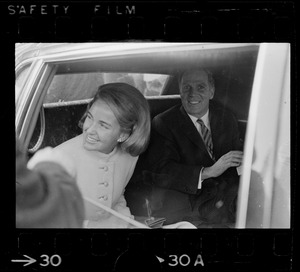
(45, 72, 170, 104)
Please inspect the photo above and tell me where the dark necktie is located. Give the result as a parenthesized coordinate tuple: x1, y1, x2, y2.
(197, 119, 214, 158)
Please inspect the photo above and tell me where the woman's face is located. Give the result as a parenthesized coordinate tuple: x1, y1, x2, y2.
(82, 99, 124, 154)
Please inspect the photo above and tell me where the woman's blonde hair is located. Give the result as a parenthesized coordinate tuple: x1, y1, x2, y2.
(80, 83, 151, 156)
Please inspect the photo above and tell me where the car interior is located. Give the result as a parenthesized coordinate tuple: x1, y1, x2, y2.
(28, 44, 259, 158)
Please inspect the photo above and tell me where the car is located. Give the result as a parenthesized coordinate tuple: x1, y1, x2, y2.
(15, 42, 291, 228)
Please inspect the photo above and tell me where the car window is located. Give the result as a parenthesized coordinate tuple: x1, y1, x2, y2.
(44, 72, 170, 104)
(16, 43, 291, 230)
(15, 64, 31, 104)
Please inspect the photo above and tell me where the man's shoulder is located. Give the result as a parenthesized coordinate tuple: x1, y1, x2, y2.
(153, 103, 182, 122)
(210, 100, 236, 118)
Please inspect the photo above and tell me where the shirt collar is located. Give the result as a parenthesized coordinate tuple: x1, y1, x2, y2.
(187, 110, 210, 128)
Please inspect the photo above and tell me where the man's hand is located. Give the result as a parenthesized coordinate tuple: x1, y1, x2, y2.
(27, 147, 76, 178)
(202, 151, 243, 179)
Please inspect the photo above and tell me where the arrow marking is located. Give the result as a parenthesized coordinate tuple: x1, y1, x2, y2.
(11, 255, 36, 266)
(156, 256, 165, 263)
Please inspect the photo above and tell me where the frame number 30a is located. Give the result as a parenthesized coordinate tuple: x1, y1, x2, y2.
(169, 254, 204, 267)
(40, 254, 62, 267)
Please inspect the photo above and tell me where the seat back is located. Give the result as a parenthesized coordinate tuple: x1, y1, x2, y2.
(29, 96, 182, 150)
(30, 95, 246, 151)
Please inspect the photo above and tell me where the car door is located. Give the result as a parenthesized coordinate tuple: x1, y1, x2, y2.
(236, 43, 290, 228)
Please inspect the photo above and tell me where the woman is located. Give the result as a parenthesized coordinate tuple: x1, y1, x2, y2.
(54, 83, 151, 228)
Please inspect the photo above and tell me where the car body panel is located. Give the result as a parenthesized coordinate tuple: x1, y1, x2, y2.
(236, 43, 290, 228)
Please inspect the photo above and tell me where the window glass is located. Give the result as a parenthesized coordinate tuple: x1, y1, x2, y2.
(44, 72, 169, 103)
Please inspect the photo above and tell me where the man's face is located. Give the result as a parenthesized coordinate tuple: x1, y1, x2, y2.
(180, 70, 214, 118)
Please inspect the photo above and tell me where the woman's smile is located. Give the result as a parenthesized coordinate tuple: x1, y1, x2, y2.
(86, 134, 100, 144)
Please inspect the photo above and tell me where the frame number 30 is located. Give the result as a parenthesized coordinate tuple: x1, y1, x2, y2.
(40, 254, 62, 267)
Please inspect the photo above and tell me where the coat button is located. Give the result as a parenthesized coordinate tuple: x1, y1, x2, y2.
(98, 195, 108, 201)
(98, 182, 109, 187)
(103, 195, 108, 201)
(99, 166, 108, 171)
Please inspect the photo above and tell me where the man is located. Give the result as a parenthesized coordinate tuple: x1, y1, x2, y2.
(126, 69, 243, 227)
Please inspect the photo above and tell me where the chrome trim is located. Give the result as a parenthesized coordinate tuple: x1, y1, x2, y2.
(44, 99, 92, 108)
(28, 107, 45, 154)
(16, 59, 44, 135)
(42, 94, 181, 108)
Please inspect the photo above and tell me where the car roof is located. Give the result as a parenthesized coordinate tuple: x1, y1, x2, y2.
(15, 43, 259, 76)
(15, 43, 203, 65)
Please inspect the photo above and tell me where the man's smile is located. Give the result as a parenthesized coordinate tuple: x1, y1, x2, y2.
(188, 100, 201, 105)
(187, 97, 202, 105)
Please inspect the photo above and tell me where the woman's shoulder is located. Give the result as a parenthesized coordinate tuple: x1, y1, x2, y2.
(54, 134, 83, 154)
(114, 148, 139, 164)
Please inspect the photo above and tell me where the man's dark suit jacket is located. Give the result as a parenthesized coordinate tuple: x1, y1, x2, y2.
(125, 101, 243, 226)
